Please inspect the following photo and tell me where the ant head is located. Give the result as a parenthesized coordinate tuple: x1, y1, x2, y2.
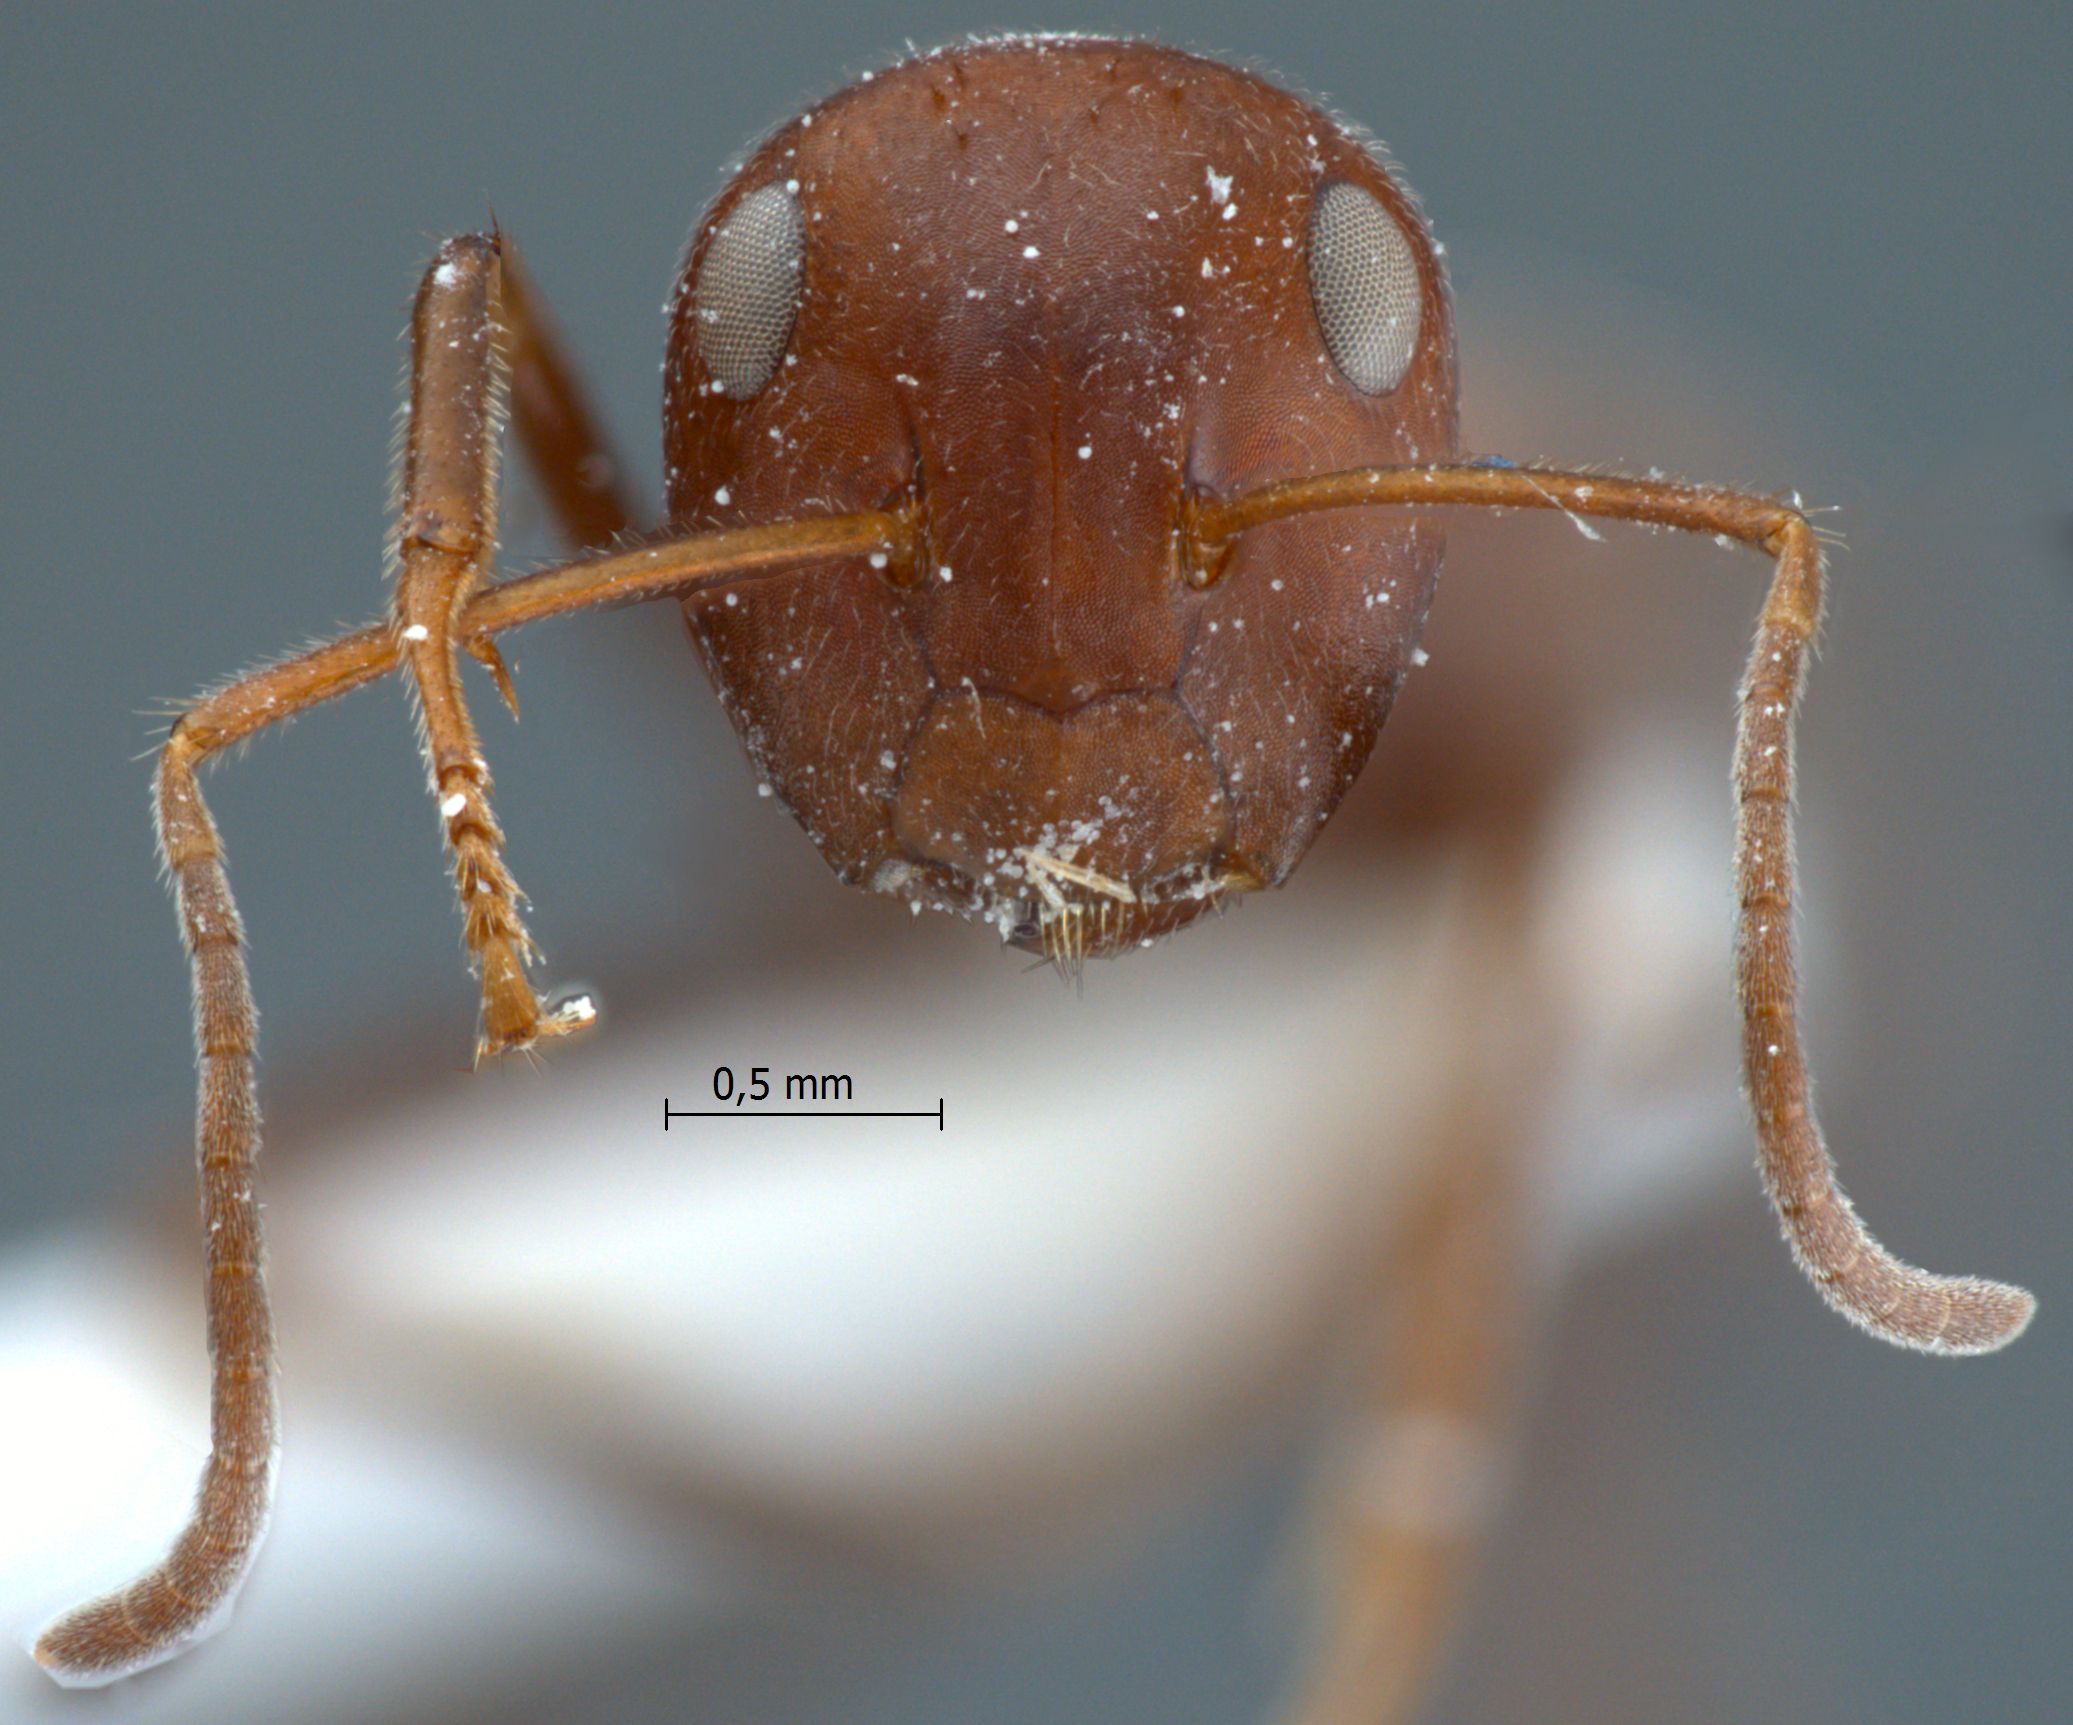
(663, 37, 1458, 957)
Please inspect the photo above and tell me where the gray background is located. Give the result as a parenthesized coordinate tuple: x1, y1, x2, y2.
(2, 3, 2067, 1722)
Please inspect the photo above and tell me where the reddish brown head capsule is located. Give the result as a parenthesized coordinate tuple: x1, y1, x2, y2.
(665, 39, 1457, 958)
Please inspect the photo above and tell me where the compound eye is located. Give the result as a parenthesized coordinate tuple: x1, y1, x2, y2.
(1307, 181, 1422, 396)
(694, 182, 806, 398)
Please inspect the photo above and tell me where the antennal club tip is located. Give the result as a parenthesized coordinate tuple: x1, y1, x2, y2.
(1923, 1278, 2037, 1357)
(1828, 1265, 2037, 1357)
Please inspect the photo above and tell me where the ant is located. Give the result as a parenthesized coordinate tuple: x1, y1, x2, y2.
(35, 32, 2032, 1711)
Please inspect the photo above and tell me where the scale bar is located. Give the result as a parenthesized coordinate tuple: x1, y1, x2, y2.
(665, 1099, 944, 1131)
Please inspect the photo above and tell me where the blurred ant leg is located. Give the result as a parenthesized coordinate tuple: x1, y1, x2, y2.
(498, 238, 637, 553)
(1193, 465, 2034, 1355)
(1287, 1141, 1528, 1725)
(33, 511, 909, 1686)
(1280, 848, 1546, 1725)
(394, 233, 585, 1056)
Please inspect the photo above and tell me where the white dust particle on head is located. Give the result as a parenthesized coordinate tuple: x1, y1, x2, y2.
(1206, 166, 1233, 204)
